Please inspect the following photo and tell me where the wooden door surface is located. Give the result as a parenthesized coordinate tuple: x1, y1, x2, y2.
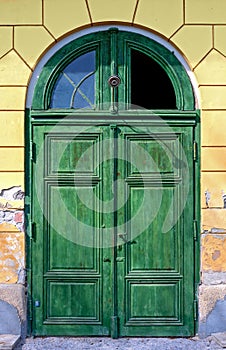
(116, 124, 195, 336)
(31, 120, 195, 337)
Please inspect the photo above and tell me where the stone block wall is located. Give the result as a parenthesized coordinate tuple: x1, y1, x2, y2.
(0, 0, 226, 337)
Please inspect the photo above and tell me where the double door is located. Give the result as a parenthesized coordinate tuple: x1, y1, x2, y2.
(31, 119, 195, 337)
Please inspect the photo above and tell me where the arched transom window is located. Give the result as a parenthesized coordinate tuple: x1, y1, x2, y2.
(32, 30, 194, 111)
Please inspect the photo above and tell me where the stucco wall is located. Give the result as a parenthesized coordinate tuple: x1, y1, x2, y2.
(0, 0, 226, 336)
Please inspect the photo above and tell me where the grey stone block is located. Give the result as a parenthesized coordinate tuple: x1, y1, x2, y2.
(0, 334, 20, 350)
(0, 301, 20, 336)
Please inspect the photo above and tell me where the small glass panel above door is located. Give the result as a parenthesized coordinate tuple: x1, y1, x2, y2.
(50, 51, 96, 109)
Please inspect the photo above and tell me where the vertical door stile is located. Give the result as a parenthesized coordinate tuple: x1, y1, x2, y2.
(109, 28, 118, 113)
(109, 28, 120, 337)
(110, 124, 119, 338)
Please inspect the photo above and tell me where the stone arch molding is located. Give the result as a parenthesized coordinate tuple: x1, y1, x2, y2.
(26, 25, 200, 109)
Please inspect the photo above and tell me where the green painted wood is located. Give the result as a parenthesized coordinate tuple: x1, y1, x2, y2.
(32, 124, 113, 335)
(117, 124, 195, 336)
(29, 28, 199, 337)
(31, 121, 196, 336)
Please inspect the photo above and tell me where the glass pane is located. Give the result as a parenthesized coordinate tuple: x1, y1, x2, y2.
(131, 49, 176, 109)
(72, 73, 95, 109)
(51, 51, 96, 109)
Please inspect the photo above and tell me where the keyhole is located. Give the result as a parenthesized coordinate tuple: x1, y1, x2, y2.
(108, 75, 121, 88)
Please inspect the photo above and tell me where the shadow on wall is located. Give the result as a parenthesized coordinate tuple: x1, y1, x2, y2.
(0, 299, 21, 335)
(199, 296, 226, 337)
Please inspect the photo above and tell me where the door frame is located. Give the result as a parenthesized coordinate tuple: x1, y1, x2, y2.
(25, 26, 200, 336)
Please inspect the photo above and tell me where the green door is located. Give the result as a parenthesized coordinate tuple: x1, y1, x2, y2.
(116, 123, 195, 337)
(29, 29, 199, 337)
(32, 124, 113, 336)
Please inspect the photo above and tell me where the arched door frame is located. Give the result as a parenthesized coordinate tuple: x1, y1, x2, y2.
(25, 25, 200, 336)
(26, 25, 200, 109)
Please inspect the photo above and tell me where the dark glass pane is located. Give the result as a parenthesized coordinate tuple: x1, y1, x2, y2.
(131, 49, 176, 109)
(51, 51, 96, 109)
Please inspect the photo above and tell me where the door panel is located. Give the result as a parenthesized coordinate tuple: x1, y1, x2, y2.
(46, 279, 101, 321)
(32, 124, 112, 336)
(126, 279, 181, 322)
(128, 188, 177, 272)
(117, 125, 194, 336)
(32, 122, 194, 336)
(47, 133, 100, 176)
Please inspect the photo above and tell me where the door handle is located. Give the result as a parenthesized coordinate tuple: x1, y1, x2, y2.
(118, 233, 128, 243)
(118, 233, 136, 245)
(103, 257, 111, 262)
(116, 257, 125, 262)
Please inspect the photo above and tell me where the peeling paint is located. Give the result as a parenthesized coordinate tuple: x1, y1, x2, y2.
(223, 192, 226, 209)
(0, 210, 24, 232)
(202, 227, 226, 234)
(0, 186, 24, 209)
(202, 234, 226, 272)
(14, 211, 23, 223)
(17, 268, 26, 285)
(211, 227, 226, 234)
(205, 190, 211, 208)
(0, 231, 24, 283)
(0, 188, 25, 283)
(0, 186, 24, 201)
(212, 250, 221, 261)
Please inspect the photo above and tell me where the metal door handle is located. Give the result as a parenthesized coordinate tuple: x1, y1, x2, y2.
(116, 257, 125, 262)
(103, 257, 111, 262)
(118, 233, 128, 243)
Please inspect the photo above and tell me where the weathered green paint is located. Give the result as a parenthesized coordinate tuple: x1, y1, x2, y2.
(28, 29, 199, 337)
(31, 119, 196, 336)
(116, 123, 195, 336)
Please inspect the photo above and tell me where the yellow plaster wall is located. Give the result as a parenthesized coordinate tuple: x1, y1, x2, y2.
(0, 0, 225, 284)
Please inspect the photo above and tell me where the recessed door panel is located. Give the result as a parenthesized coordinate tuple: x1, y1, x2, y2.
(125, 280, 182, 324)
(46, 133, 100, 176)
(128, 187, 178, 272)
(46, 279, 101, 323)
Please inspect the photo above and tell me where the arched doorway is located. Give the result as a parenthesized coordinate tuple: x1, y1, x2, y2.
(27, 28, 199, 337)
